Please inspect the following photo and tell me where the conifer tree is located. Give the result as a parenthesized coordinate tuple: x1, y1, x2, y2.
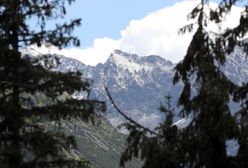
(119, 0, 248, 167)
(0, 0, 105, 167)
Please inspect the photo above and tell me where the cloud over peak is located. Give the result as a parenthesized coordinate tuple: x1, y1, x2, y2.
(27, 0, 243, 66)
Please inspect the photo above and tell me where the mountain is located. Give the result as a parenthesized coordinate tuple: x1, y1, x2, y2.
(53, 47, 248, 129)
(22, 50, 146, 168)
(53, 49, 184, 130)
(22, 46, 248, 166)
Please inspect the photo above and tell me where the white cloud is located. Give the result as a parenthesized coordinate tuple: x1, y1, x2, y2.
(117, 0, 242, 63)
(60, 37, 119, 65)
(118, 0, 197, 63)
(27, 0, 243, 65)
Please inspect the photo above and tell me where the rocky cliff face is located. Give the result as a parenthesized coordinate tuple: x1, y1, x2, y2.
(51, 47, 248, 130)
(53, 49, 183, 130)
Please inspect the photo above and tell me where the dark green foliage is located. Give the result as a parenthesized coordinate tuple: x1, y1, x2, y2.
(0, 0, 105, 167)
(119, 96, 186, 168)
(120, 0, 248, 167)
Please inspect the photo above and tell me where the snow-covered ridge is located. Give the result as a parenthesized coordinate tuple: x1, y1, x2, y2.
(21, 44, 60, 57)
(108, 49, 173, 73)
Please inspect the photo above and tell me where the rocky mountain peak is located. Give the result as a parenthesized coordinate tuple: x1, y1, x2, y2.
(106, 49, 174, 73)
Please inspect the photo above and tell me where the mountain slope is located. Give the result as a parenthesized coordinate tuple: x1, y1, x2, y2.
(53, 47, 248, 129)
(22, 52, 143, 168)
(54, 49, 183, 130)
(59, 118, 141, 168)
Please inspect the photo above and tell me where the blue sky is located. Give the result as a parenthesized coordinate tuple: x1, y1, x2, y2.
(66, 0, 182, 47)
(29, 0, 242, 65)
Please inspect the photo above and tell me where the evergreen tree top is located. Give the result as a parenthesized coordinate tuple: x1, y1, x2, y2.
(0, 1, 105, 167)
(119, 1, 248, 167)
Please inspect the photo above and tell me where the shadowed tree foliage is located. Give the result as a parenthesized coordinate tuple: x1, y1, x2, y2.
(0, 0, 105, 167)
(119, 0, 248, 167)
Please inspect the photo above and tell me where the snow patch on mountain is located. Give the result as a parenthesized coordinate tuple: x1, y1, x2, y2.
(109, 51, 149, 73)
(108, 49, 173, 74)
(223, 46, 248, 85)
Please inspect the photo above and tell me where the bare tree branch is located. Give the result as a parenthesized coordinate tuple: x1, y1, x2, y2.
(104, 84, 160, 136)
